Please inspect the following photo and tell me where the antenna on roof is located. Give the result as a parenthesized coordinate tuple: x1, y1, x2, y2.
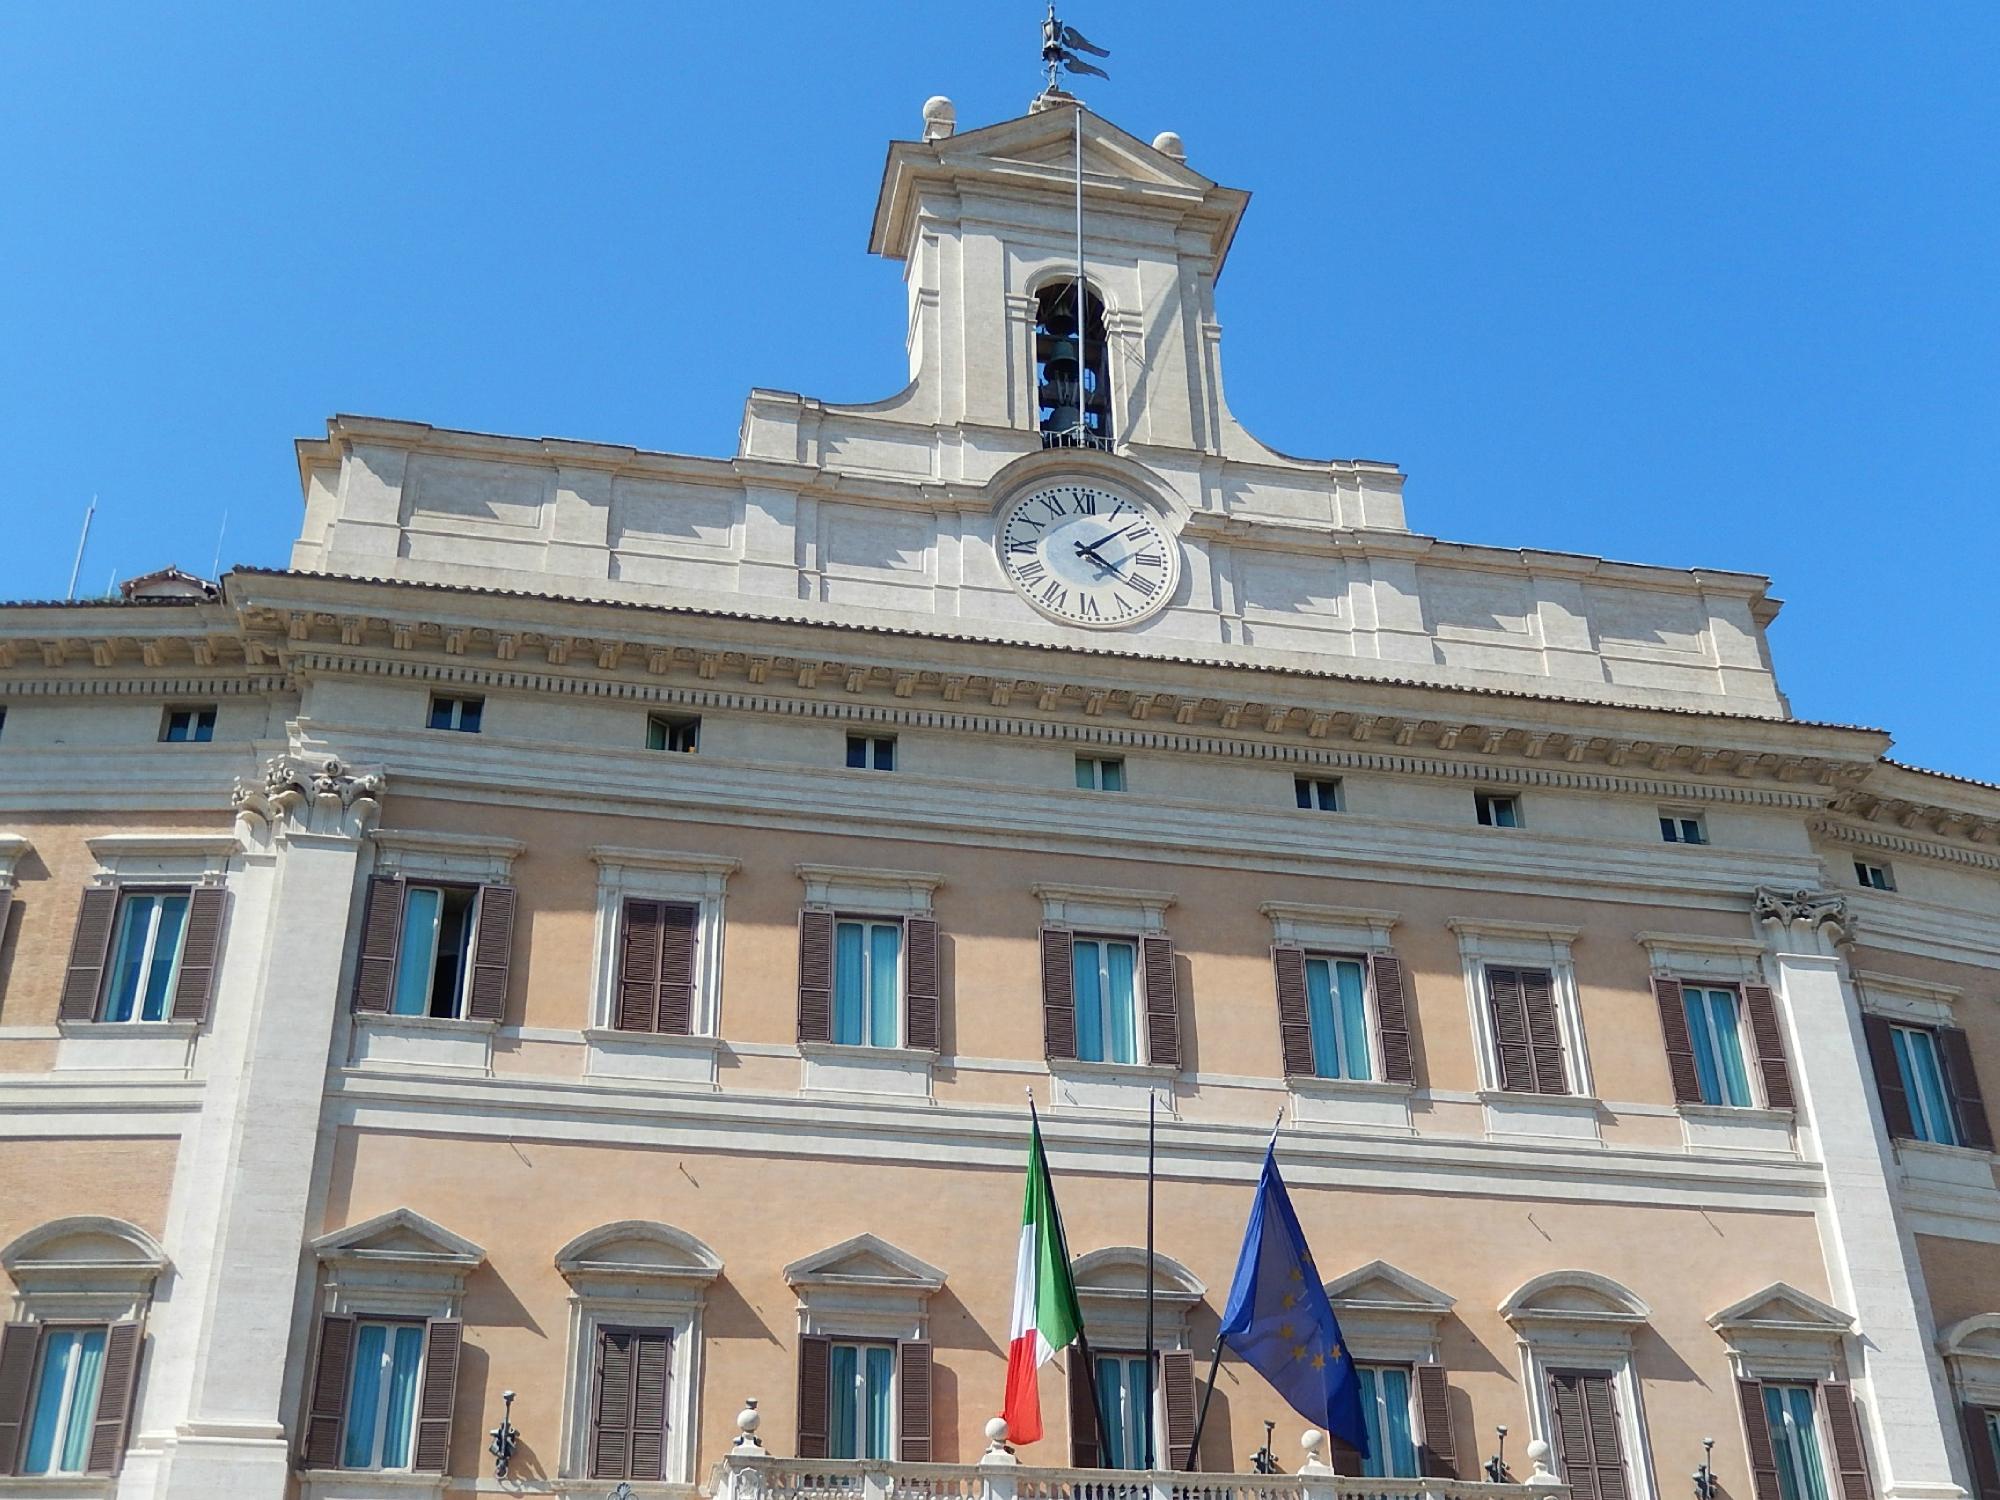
(65, 496, 96, 602)
(212, 508, 229, 579)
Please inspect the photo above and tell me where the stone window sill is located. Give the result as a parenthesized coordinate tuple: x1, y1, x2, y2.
(1289, 1075, 1415, 1134)
(54, 1020, 200, 1074)
(1479, 1089, 1603, 1146)
(1897, 1137, 1998, 1193)
(349, 1014, 497, 1074)
(798, 1041, 935, 1065)
(1679, 1102, 1793, 1124)
(583, 1027, 721, 1050)
(1053, 1057, 1177, 1079)
(1290, 1074, 1415, 1097)
(0, 1477, 116, 1499)
(297, 1472, 445, 1500)
(57, 1020, 201, 1039)
(801, 1041, 935, 1101)
(1048, 1059, 1175, 1113)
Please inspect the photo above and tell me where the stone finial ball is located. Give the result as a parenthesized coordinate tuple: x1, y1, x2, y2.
(924, 96, 957, 127)
(987, 1416, 1011, 1443)
(1301, 1428, 1325, 1453)
(1526, 1439, 1551, 1463)
(1152, 130, 1187, 161)
(737, 1402, 762, 1433)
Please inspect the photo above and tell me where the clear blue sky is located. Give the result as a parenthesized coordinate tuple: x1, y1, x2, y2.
(3, 4, 1995, 780)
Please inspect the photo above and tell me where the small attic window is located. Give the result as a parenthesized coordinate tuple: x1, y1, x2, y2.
(1036, 280, 1112, 450)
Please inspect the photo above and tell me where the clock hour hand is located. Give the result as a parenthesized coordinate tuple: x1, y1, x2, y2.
(1075, 535, 1127, 576)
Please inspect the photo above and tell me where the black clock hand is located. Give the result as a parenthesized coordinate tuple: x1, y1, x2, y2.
(1075, 535, 1128, 575)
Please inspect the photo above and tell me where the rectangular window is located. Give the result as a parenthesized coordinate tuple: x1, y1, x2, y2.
(845, 734, 895, 771)
(1357, 1364, 1419, 1479)
(427, 695, 483, 733)
(1987, 1412, 2000, 1487)
(103, 889, 192, 1022)
(828, 1342, 895, 1461)
(1094, 1353, 1153, 1470)
(1854, 860, 1894, 891)
(590, 1325, 673, 1481)
(21, 1326, 109, 1476)
(1890, 1024, 1959, 1146)
(646, 713, 700, 753)
(1763, 1384, 1831, 1500)
(391, 884, 479, 1020)
(0, 706, 9, 740)
(1073, 937, 1139, 1065)
(1303, 955, 1372, 1081)
(1076, 755, 1125, 791)
(341, 1320, 426, 1470)
(159, 706, 216, 743)
(1475, 792, 1521, 828)
(1660, 812, 1707, 845)
(1682, 985, 1754, 1107)
(832, 918, 902, 1048)
(1295, 776, 1342, 811)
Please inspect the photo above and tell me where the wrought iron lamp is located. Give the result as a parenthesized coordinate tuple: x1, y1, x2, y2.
(1485, 1425, 1512, 1483)
(488, 1389, 519, 1480)
(1251, 1420, 1280, 1474)
(1694, 1437, 1719, 1500)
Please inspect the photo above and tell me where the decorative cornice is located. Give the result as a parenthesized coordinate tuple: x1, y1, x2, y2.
(233, 754, 384, 845)
(1752, 886, 1854, 944)
(1810, 814, 2000, 872)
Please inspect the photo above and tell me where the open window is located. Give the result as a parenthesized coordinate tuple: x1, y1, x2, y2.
(786, 1234, 944, 1463)
(1066, 1248, 1204, 1469)
(1709, 1284, 1873, 1500)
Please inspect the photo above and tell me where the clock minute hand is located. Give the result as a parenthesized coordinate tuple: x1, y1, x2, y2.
(1075, 534, 1128, 575)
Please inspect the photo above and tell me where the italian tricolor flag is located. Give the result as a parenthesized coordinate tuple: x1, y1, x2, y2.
(1001, 1114, 1083, 1446)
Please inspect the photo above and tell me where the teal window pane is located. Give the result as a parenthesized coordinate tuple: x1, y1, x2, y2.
(1786, 1387, 1829, 1500)
(23, 1329, 77, 1473)
(57, 1330, 105, 1473)
(1707, 991, 1753, 1106)
(1074, 941, 1105, 1062)
(864, 1345, 895, 1460)
(1076, 759, 1094, 789)
(380, 1325, 424, 1468)
(1894, 1027, 1958, 1145)
(830, 1344, 859, 1459)
(1684, 989, 1722, 1104)
(1105, 941, 1137, 1065)
(834, 922, 866, 1046)
(1101, 760, 1124, 792)
(1095, 1356, 1148, 1469)
(105, 898, 156, 1022)
(141, 895, 188, 1020)
(1304, 959, 1340, 1078)
(344, 1323, 387, 1467)
(1336, 960, 1372, 1081)
(868, 924, 901, 1048)
(393, 889, 440, 1017)
(1380, 1366, 1416, 1477)
(1358, 1366, 1384, 1477)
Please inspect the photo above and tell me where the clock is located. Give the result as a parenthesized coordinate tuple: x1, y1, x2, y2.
(997, 482, 1180, 628)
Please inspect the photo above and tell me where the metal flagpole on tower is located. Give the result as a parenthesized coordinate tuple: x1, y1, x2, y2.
(1075, 99, 1087, 444)
(1040, 6, 1109, 449)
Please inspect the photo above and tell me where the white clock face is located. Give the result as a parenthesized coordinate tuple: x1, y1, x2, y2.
(998, 483, 1180, 628)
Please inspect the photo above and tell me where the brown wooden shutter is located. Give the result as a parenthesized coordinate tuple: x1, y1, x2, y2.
(352, 875, 405, 1014)
(1162, 1349, 1196, 1468)
(1066, 1350, 1100, 1467)
(60, 885, 120, 1020)
(1738, 1380, 1784, 1500)
(85, 1320, 143, 1474)
(1548, 1368, 1628, 1500)
(630, 1330, 671, 1481)
(797, 910, 834, 1045)
(904, 917, 941, 1052)
(1141, 933, 1181, 1069)
(1041, 926, 1077, 1061)
(0, 1322, 44, 1475)
(1962, 1403, 2000, 1500)
(466, 885, 515, 1022)
(898, 1340, 934, 1461)
(657, 902, 697, 1036)
(796, 1334, 831, 1459)
(0, 886, 13, 962)
(1521, 967, 1569, 1095)
(1371, 951, 1416, 1085)
(410, 1318, 462, 1473)
(1863, 1013, 1916, 1140)
(1273, 944, 1316, 1078)
(1329, 1435, 1366, 1475)
(591, 1325, 634, 1479)
(1487, 967, 1536, 1093)
(1650, 976, 1703, 1104)
(1416, 1363, 1458, 1478)
(167, 887, 228, 1024)
(1741, 983, 1796, 1110)
(1938, 1027, 1996, 1152)
(617, 900, 662, 1032)
(1822, 1381, 1875, 1500)
(300, 1314, 355, 1469)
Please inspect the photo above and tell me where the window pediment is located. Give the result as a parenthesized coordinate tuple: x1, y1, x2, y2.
(1324, 1260, 1455, 1362)
(785, 1233, 944, 1340)
(1941, 1314, 2000, 1405)
(1710, 1281, 1854, 1380)
(557, 1220, 723, 1308)
(311, 1208, 484, 1316)
(1501, 1270, 1649, 1350)
(2, 1215, 168, 1322)
(1071, 1247, 1204, 1351)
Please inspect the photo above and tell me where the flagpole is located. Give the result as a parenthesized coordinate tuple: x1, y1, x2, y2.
(1073, 99, 1086, 444)
(1183, 1112, 1285, 1470)
(1029, 1096, 1116, 1468)
(1143, 1090, 1156, 1469)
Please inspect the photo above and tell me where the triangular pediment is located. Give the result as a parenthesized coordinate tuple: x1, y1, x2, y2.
(785, 1233, 945, 1292)
(941, 107, 1213, 192)
(311, 1208, 484, 1269)
(1325, 1260, 1456, 1314)
(1709, 1282, 1853, 1335)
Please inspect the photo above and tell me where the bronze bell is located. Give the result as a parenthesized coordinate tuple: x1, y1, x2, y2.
(1044, 336, 1079, 371)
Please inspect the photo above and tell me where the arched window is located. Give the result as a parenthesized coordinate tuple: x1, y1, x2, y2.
(1035, 280, 1112, 450)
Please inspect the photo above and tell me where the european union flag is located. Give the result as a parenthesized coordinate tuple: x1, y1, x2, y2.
(1218, 1143, 1370, 1456)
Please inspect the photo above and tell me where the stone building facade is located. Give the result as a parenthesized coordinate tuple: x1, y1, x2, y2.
(0, 93, 1997, 1500)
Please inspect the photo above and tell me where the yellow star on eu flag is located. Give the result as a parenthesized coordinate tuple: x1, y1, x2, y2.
(1310, 1353, 1326, 1369)
(1282, 1291, 1297, 1309)
(1291, 1344, 1308, 1361)
(1280, 1323, 1296, 1340)
(1289, 1266, 1303, 1282)
(1329, 1343, 1342, 1361)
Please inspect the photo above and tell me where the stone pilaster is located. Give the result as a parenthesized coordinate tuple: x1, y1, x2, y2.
(1754, 887, 1965, 1500)
(132, 755, 382, 1500)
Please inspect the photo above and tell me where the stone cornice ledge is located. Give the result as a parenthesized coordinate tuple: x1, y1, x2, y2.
(372, 829, 526, 858)
(85, 833, 241, 860)
(796, 862, 943, 893)
(1032, 881, 1175, 908)
(1635, 931, 1768, 958)
(1448, 917, 1583, 942)
(1259, 901, 1401, 928)
(591, 846, 741, 876)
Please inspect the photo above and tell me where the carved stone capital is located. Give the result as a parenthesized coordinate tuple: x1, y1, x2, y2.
(1753, 886, 1855, 944)
(233, 755, 384, 846)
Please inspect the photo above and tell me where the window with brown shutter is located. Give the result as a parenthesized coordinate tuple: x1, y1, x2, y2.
(591, 1325, 672, 1481)
(1272, 945, 1315, 1078)
(58, 886, 120, 1020)
(904, 918, 941, 1053)
(1861, 1013, 1917, 1139)
(168, 888, 227, 1024)
(1140, 933, 1181, 1070)
(1741, 983, 1796, 1110)
(1041, 927, 1077, 1061)
(1938, 1027, 1996, 1152)
(797, 910, 835, 1045)
(1651, 976, 1703, 1105)
(409, 1318, 462, 1473)
(1161, 1349, 1196, 1468)
(1488, 966, 1569, 1095)
(1547, 1368, 1629, 1500)
(1821, 1381, 1875, 1500)
(616, 899, 700, 1034)
(1738, 1379, 1784, 1500)
(1065, 1349, 1099, 1468)
(898, 1340, 933, 1461)
(465, 885, 515, 1023)
(84, 1321, 142, 1475)
(0, 886, 14, 997)
(1416, 1363, 1458, 1478)
(796, 1334, 831, 1459)
(1961, 1403, 2000, 1500)
(351, 875, 405, 1014)
(300, 1314, 355, 1468)
(1371, 952, 1416, 1085)
(0, 1322, 44, 1474)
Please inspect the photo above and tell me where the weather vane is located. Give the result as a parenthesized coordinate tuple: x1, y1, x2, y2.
(1041, 4, 1110, 93)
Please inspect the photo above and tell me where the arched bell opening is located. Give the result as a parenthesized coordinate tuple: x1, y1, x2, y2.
(1035, 279, 1113, 450)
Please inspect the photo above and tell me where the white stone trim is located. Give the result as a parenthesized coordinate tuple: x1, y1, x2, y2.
(1259, 902, 1399, 952)
(1451, 919, 1593, 1097)
(1049, 1059, 1177, 1114)
(800, 1042, 936, 1101)
(311, 1208, 485, 1320)
(1323, 1260, 1455, 1364)
(796, 863, 941, 914)
(1504, 1270, 1658, 1500)
(586, 848, 738, 1043)
(1853, 971, 1960, 1026)
(297, 1474, 444, 1500)
(349, 1014, 497, 1076)
(1940, 1315, 2000, 1407)
(1033, 882, 1174, 933)
(1637, 931, 1771, 985)
(53, 1021, 201, 1078)
(369, 828, 524, 884)
(0, 833, 30, 888)
(1708, 1282, 1854, 1382)
(84, 833, 238, 887)
(1289, 1076, 1417, 1134)
(0, 1215, 168, 1324)
(1070, 1246, 1203, 1351)
(784, 1232, 944, 1341)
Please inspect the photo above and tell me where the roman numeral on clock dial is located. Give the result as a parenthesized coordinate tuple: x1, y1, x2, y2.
(999, 484, 1178, 630)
